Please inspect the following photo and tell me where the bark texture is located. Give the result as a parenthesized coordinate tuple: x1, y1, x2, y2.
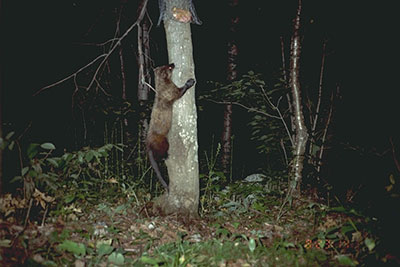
(137, 0, 151, 162)
(289, 0, 308, 197)
(159, 17, 199, 217)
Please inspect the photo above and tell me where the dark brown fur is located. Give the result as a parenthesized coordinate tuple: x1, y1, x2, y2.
(146, 63, 195, 191)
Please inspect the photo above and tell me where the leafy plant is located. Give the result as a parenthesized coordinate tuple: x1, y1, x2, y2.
(200, 71, 292, 172)
(58, 240, 86, 257)
(0, 131, 16, 151)
(6, 142, 127, 222)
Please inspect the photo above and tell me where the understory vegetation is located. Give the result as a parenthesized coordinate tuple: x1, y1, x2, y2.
(1, 70, 399, 266)
(3, 0, 400, 265)
(0, 135, 393, 266)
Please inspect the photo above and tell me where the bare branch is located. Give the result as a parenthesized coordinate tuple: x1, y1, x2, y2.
(86, 1, 148, 91)
(34, 0, 149, 96)
(144, 81, 156, 93)
(207, 99, 281, 119)
(72, 38, 121, 47)
(311, 41, 326, 133)
(259, 85, 294, 147)
(33, 54, 106, 96)
(317, 84, 336, 173)
(95, 79, 111, 96)
(280, 138, 289, 165)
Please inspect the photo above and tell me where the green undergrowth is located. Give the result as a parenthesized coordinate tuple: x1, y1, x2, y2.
(0, 142, 391, 266)
(1, 185, 379, 266)
(140, 238, 328, 266)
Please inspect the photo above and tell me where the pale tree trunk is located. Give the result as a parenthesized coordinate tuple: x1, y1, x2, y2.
(280, 36, 296, 138)
(221, 0, 239, 175)
(157, 0, 199, 217)
(288, 0, 308, 197)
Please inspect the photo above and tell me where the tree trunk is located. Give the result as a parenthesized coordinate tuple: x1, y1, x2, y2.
(280, 36, 296, 138)
(157, 1, 199, 217)
(137, 1, 151, 162)
(142, 18, 152, 92)
(221, 0, 239, 175)
(137, 26, 149, 102)
(221, 104, 232, 173)
(308, 42, 326, 174)
(289, 0, 308, 197)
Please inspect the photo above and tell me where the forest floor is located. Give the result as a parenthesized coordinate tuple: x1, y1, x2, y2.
(2, 184, 395, 267)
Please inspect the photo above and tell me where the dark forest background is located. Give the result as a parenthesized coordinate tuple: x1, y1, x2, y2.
(2, 1, 399, 184)
(1, 0, 400, 260)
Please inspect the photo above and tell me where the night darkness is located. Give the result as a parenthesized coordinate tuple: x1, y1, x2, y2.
(1, 0, 400, 258)
(2, 1, 398, 139)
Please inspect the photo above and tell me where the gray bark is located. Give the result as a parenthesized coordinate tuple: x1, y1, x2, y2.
(159, 18, 199, 217)
(136, 1, 151, 162)
(289, 0, 308, 197)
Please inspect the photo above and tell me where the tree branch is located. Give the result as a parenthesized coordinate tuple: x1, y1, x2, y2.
(33, 0, 149, 97)
(311, 41, 326, 134)
(317, 84, 336, 173)
(259, 85, 294, 147)
(207, 99, 281, 119)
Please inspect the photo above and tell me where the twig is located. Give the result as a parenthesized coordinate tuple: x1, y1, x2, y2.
(144, 81, 156, 93)
(317, 84, 336, 173)
(95, 79, 112, 96)
(72, 38, 121, 47)
(24, 198, 33, 229)
(41, 204, 49, 226)
(311, 41, 326, 134)
(12, 198, 33, 246)
(260, 85, 294, 147)
(308, 41, 327, 161)
(86, 0, 148, 91)
(34, 0, 149, 96)
(208, 84, 294, 147)
(280, 36, 289, 87)
(81, 108, 87, 141)
(280, 138, 288, 165)
(33, 54, 107, 96)
(207, 99, 280, 119)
